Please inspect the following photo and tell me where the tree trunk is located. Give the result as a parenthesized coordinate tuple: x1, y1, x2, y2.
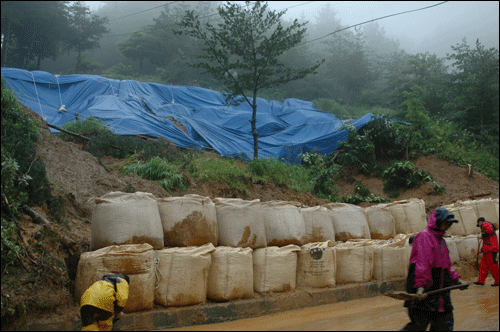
(37, 51, 42, 70)
(251, 92, 259, 159)
(1, 20, 11, 67)
(76, 49, 82, 73)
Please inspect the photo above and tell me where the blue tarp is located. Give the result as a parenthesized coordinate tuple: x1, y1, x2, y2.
(1, 68, 392, 163)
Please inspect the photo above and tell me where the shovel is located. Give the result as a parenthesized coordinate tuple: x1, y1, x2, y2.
(384, 283, 469, 301)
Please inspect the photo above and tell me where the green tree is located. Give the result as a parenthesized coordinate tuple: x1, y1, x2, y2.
(387, 52, 449, 117)
(117, 26, 154, 75)
(446, 38, 499, 137)
(66, 1, 108, 73)
(1, 1, 69, 69)
(175, 1, 324, 158)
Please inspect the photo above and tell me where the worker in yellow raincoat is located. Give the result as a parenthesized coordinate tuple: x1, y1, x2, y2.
(80, 273, 129, 331)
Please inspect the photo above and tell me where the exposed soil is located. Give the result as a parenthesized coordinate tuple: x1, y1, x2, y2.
(2, 106, 498, 329)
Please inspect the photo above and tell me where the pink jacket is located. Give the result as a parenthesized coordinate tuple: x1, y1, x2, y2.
(405, 208, 461, 312)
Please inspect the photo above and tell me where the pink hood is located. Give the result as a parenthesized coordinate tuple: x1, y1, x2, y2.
(409, 208, 461, 289)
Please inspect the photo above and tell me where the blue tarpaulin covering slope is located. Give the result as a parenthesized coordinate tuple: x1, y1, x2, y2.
(1, 68, 382, 162)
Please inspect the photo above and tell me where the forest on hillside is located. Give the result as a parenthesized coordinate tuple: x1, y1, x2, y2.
(1, 1, 499, 155)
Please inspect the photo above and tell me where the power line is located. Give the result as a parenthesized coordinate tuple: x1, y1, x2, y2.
(108, 1, 181, 22)
(298, 1, 449, 47)
(101, 1, 315, 39)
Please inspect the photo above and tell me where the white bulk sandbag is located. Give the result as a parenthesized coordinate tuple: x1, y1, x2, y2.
(386, 199, 427, 234)
(442, 203, 478, 236)
(207, 246, 254, 301)
(474, 198, 499, 229)
(494, 199, 499, 223)
(334, 242, 374, 284)
(444, 237, 460, 265)
(75, 244, 156, 313)
(155, 243, 215, 307)
(261, 201, 306, 246)
(297, 241, 336, 288)
(157, 195, 218, 247)
(372, 244, 407, 281)
(301, 206, 336, 244)
(324, 203, 371, 242)
(90, 191, 164, 250)
(455, 235, 481, 262)
(212, 198, 267, 249)
(253, 245, 300, 293)
(364, 205, 396, 240)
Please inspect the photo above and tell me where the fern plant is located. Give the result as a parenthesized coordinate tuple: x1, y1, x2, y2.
(122, 156, 185, 192)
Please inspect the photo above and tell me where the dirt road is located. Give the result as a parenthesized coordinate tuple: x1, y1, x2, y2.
(163, 277, 499, 331)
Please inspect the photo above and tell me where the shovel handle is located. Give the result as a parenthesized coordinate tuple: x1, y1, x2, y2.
(424, 283, 469, 296)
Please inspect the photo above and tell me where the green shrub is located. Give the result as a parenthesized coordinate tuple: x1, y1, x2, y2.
(122, 156, 185, 192)
(187, 156, 249, 194)
(60, 116, 112, 139)
(312, 98, 345, 116)
(334, 124, 375, 171)
(341, 182, 389, 204)
(382, 161, 435, 197)
(360, 116, 408, 161)
(248, 158, 313, 193)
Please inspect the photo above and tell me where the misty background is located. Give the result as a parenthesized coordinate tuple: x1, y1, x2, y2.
(2, 1, 498, 142)
(84, 1, 499, 59)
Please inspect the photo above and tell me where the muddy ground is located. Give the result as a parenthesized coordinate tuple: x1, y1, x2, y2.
(2, 106, 498, 329)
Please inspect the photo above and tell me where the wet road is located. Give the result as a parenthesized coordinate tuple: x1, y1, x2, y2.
(163, 277, 499, 331)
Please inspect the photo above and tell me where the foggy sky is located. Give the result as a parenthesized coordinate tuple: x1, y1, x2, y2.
(85, 1, 499, 58)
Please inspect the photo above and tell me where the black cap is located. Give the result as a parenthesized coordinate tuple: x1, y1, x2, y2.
(435, 207, 459, 225)
(477, 217, 486, 223)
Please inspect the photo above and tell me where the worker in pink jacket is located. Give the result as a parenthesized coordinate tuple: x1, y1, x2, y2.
(400, 207, 467, 331)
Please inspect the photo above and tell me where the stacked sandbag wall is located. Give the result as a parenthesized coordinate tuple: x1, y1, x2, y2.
(90, 192, 164, 250)
(157, 195, 218, 247)
(213, 198, 267, 249)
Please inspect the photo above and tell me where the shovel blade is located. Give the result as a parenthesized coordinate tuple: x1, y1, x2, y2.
(384, 291, 426, 301)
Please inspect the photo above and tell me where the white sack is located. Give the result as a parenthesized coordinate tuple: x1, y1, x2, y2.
(207, 246, 254, 301)
(372, 244, 407, 280)
(301, 206, 336, 244)
(75, 243, 155, 313)
(324, 203, 370, 242)
(253, 245, 300, 293)
(442, 203, 478, 236)
(455, 235, 480, 262)
(444, 237, 460, 265)
(157, 195, 218, 247)
(261, 201, 306, 246)
(364, 205, 396, 240)
(213, 198, 266, 249)
(334, 242, 374, 284)
(155, 243, 215, 307)
(297, 241, 336, 288)
(386, 199, 427, 234)
(474, 198, 499, 229)
(90, 191, 164, 250)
